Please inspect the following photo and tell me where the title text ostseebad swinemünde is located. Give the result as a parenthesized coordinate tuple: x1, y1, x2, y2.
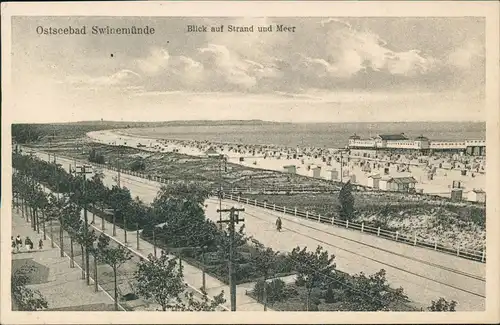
(36, 25, 156, 35)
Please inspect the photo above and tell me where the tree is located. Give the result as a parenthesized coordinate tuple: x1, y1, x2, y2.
(108, 185, 132, 225)
(428, 297, 457, 311)
(152, 183, 214, 248)
(182, 289, 226, 311)
(87, 172, 109, 223)
(69, 207, 96, 280)
(135, 252, 186, 311)
(289, 245, 336, 311)
(154, 182, 211, 207)
(250, 241, 279, 310)
(11, 265, 48, 311)
(253, 278, 287, 305)
(12, 124, 43, 143)
(344, 269, 408, 311)
(125, 196, 153, 228)
(135, 252, 225, 311)
(42, 194, 60, 245)
(338, 181, 355, 220)
(97, 234, 132, 310)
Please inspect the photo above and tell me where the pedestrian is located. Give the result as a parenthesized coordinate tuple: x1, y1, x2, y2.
(38, 239, 43, 250)
(25, 236, 31, 251)
(276, 217, 282, 232)
(16, 235, 22, 252)
(11, 237, 16, 252)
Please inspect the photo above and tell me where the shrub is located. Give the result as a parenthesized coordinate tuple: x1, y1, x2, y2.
(324, 287, 335, 303)
(338, 181, 355, 220)
(428, 297, 457, 311)
(89, 148, 105, 164)
(252, 279, 287, 304)
(130, 159, 146, 172)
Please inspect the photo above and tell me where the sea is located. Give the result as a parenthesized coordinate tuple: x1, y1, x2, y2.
(127, 122, 486, 149)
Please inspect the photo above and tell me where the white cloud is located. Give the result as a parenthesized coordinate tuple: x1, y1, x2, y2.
(137, 48, 170, 76)
(321, 20, 437, 78)
(448, 41, 485, 70)
(58, 18, 482, 94)
(198, 44, 257, 89)
(66, 69, 141, 87)
(386, 50, 435, 76)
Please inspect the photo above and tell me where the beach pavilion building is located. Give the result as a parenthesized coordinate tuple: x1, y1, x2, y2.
(348, 133, 485, 156)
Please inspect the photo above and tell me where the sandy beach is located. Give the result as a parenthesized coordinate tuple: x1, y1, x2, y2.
(86, 130, 486, 202)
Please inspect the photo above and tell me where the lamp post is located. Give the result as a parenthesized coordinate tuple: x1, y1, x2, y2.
(338, 148, 350, 183)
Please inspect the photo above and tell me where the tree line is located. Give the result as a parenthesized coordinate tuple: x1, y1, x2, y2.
(12, 153, 225, 311)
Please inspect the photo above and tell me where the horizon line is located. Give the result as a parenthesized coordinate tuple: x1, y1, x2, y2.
(12, 119, 487, 125)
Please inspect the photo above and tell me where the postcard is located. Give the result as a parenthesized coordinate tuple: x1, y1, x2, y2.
(1, 1, 499, 324)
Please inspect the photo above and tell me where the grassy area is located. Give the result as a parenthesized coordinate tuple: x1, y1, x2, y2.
(42, 141, 343, 192)
(240, 192, 485, 250)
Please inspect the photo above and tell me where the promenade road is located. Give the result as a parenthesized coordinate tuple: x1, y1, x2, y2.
(29, 150, 486, 311)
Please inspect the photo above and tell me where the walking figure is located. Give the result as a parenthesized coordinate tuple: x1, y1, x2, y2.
(25, 237, 33, 251)
(276, 217, 282, 232)
(11, 237, 16, 252)
(38, 239, 44, 250)
(16, 235, 22, 252)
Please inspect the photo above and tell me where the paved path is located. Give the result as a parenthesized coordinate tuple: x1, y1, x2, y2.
(11, 210, 116, 311)
(29, 150, 485, 311)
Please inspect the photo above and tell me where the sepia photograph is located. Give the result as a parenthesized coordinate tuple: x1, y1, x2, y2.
(1, 1, 499, 324)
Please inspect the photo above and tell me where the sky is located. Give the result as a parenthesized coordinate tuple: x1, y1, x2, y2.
(10, 16, 485, 123)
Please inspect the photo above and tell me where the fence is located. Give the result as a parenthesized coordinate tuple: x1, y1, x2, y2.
(34, 150, 487, 263)
(222, 194, 486, 264)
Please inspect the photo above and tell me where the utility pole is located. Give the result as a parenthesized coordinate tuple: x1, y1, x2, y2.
(153, 227, 157, 257)
(117, 145, 122, 188)
(218, 156, 223, 230)
(218, 155, 228, 230)
(136, 222, 140, 250)
(340, 150, 343, 183)
(76, 164, 93, 286)
(54, 153, 60, 199)
(217, 206, 245, 311)
(339, 148, 350, 183)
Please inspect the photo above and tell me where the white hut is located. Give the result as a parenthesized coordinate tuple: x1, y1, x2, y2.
(379, 176, 417, 192)
(468, 189, 486, 203)
(327, 169, 339, 181)
(349, 174, 357, 184)
(367, 174, 381, 189)
(311, 166, 322, 178)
